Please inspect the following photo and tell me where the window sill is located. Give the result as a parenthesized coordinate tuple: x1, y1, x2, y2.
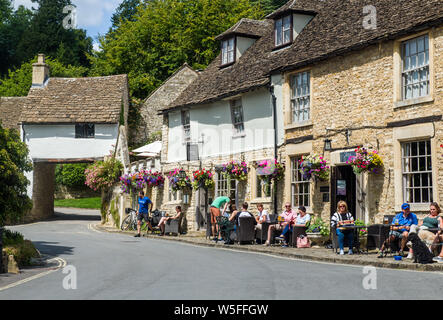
(166, 200, 183, 206)
(250, 198, 272, 204)
(284, 121, 312, 131)
(394, 96, 434, 109)
(232, 133, 246, 139)
(395, 203, 432, 213)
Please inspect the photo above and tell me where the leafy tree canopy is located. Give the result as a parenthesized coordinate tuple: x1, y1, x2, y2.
(0, 122, 33, 226)
(89, 0, 264, 99)
(0, 56, 89, 97)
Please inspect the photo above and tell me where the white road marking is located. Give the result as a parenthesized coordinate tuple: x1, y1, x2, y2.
(0, 257, 67, 292)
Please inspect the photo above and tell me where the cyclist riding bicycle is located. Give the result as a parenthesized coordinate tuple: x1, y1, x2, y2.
(134, 190, 153, 237)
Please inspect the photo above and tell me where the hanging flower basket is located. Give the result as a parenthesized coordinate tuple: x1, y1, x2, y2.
(299, 155, 330, 181)
(221, 161, 248, 181)
(142, 170, 164, 188)
(119, 172, 145, 194)
(256, 159, 285, 184)
(167, 169, 192, 192)
(192, 169, 215, 190)
(346, 146, 383, 175)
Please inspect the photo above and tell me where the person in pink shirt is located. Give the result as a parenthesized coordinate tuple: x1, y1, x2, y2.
(264, 202, 296, 246)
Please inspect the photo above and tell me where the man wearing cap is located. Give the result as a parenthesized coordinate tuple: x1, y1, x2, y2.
(378, 203, 418, 258)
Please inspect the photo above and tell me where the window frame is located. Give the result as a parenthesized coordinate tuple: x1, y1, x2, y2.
(290, 71, 311, 124)
(274, 14, 293, 49)
(401, 139, 433, 204)
(181, 109, 191, 143)
(230, 99, 245, 136)
(221, 37, 236, 67)
(290, 156, 310, 208)
(75, 123, 95, 139)
(401, 34, 430, 101)
(216, 171, 236, 200)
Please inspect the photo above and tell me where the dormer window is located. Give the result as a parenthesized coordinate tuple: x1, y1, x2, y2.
(221, 37, 235, 66)
(275, 15, 292, 48)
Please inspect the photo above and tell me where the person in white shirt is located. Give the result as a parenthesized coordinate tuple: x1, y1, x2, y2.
(255, 203, 270, 232)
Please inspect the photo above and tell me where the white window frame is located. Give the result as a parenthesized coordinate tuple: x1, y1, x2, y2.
(275, 15, 292, 47)
(181, 109, 191, 143)
(216, 172, 236, 199)
(401, 140, 433, 204)
(291, 157, 310, 207)
(290, 71, 310, 124)
(256, 174, 271, 199)
(401, 34, 430, 101)
(230, 99, 245, 135)
(221, 37, 235, 66)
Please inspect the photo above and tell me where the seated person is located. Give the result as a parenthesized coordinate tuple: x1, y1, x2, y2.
(378, 203, 418, 258)
(276, 206, 310, 247)
(264, 202, 296, 246)
(230, 202, 255, 226)
(418, 202, 442, 248)
(228, 204, 238, 221)
(331, 201, 355, 255)
(255, 203, 270, 232)
(157, 206, 182, 236)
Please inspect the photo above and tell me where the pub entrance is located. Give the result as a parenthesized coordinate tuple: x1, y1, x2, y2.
(330, 165, 357, 219)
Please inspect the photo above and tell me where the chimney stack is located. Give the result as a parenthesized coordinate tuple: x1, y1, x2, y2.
(32, 54, 49, 87)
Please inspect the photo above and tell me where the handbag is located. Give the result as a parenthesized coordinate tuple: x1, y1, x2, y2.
(297, 235, 310, 248)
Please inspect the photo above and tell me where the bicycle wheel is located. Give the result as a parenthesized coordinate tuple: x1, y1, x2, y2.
(121, 215, 133, 231)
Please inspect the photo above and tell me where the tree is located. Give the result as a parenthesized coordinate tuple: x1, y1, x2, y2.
(110, 0, 143, 30)
(0, 1, 33, 76)
(0, 122, 33, 226)
(16, 0, 93, 68)
(89, 0, 264, 99)
(251, 0, 288, 16)
(0, 56, 89, 97)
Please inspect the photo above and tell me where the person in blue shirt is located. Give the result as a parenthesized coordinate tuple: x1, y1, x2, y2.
(134, 191, 153, 237)
(378, 203, 418, 258)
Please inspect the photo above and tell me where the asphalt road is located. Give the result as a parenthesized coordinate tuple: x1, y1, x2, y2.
(0, 208, 442, 300)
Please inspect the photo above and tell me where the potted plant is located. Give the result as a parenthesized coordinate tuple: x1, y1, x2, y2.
(346, 146, 383, 175)
(192, 169, 215, 190)
(306, 216, 330, 245)
(299, 155, 330, 181)
(354, 219, 368, 249)
(256, 159, 285, 184)
(221, 160, 248, 181)
(167, 169, 191, 192)
(85, 157, 123, 192)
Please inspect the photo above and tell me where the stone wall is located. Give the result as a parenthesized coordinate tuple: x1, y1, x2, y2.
(29, 163, 56, 221)
(283, 26, 443, 224)
(131, 65, 199, 146)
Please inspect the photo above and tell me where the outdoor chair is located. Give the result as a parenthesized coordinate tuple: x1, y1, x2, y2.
(237, 217, 256, 244)
(291, 226, 309, 248)
(216, 216, 235, 243)
(366, 224, 390, 250)
(331, 226, 361, 253)
(255, 214, 276, 243)
(164, 215, 183, 236)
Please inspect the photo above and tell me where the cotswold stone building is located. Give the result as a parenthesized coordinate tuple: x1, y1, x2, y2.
(152, 0, 442, 232)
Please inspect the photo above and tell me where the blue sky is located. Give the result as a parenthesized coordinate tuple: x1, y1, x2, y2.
(12, 0, 122, 51)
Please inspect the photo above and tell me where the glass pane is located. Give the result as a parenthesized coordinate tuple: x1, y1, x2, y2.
(411, 157, 418, 172)
(410, 39, 417, 55)
(421, 173, 429, 187)
(419, 141, 426, 155)
(411, 55, 417, 69)
(411, 142, 418, 156)
(414, 188, 421, 203)
(284, 29, 291, 44)
(418, 37, 424, 52)
(422, 188, 429, 202)
(413, 174, 420, 187)
(404, 42, 409, 57)
(418, 52, 425, 67)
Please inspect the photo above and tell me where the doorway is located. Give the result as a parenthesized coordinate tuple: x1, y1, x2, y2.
(331, 165, 357, 219)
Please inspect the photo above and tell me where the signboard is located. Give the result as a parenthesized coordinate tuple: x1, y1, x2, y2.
(337, 180, 347, 196)
(340, 151, 356, 163)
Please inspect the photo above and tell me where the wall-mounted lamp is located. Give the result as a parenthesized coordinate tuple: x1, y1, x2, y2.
(324, 139, 332, 152)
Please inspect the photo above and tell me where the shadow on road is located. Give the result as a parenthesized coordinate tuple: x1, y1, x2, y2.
(50, 209, 101, 222)
(32, 241, 75, 256)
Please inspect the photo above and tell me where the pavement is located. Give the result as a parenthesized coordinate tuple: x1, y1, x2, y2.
(95, 224, 443, 273)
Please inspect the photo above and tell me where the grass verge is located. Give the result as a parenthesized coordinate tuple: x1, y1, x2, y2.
(54, 197, 101, 209)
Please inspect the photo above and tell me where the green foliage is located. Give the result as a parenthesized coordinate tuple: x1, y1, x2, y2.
(307, 216, 330, 236)
(251, 0, 289, 16)
(2, 229, 24, 246)
(0, 123, 33, 226)
(354, 219, 367, 237)
(16, 0, 93, 68)
(88, 0, 264, 99)
(111, 0, 142, 30)
(4, 240, 39, 266)
(110, 199, 120, 228)
(55, 163, 88, 188)
(54, 197, 101, 209)
(0, 56, 89, 97)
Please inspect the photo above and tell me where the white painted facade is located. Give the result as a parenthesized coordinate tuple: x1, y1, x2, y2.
(22, 123, 119, 197)
(166, 87, 285, 163)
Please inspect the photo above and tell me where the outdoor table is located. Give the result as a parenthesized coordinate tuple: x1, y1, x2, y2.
(337, 225, 368, 253)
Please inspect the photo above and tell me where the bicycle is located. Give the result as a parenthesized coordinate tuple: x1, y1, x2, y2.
(121, 208, 151, 232)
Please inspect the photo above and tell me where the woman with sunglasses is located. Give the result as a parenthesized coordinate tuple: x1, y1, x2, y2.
(331, 201, 355, 255)
(264, 202, 296, 246)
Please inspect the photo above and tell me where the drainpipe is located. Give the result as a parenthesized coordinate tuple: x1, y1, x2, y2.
(269, 82, 278, 215)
